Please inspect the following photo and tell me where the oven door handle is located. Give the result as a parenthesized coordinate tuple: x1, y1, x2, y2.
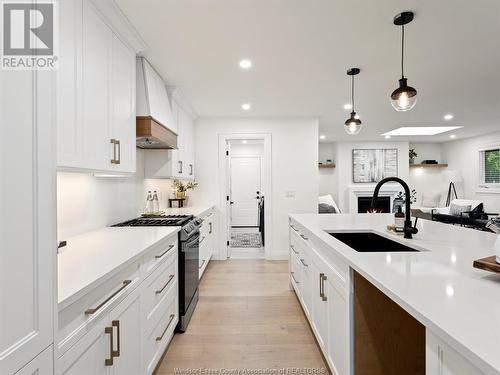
(182, 231, 201, 251)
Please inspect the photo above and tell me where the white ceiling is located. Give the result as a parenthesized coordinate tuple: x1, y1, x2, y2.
(116, 0, 500, 143)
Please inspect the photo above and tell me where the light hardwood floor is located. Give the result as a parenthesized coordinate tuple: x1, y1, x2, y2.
(156, 260, 328, 374)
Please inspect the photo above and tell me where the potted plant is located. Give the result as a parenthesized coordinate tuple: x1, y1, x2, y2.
(409, 149, 418, 165)
(173, 179, 199, 199)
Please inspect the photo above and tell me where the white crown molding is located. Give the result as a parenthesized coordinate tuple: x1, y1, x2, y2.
(166, 86, 198, 120)
(90, 0, 148, 52)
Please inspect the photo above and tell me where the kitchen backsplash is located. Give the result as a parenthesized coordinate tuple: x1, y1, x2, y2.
(57, 150, 175, 239)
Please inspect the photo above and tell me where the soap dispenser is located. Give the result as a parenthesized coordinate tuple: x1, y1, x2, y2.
(394, 206, 405, 233)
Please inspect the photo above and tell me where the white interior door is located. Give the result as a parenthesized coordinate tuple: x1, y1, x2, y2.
(230, 156, 261, 227)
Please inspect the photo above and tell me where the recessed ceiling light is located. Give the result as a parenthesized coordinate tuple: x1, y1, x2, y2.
(444, 114, 454, 121)
(242, 140, 248, 144)
(385, 135, 391, 139)
(239, 59, 252, 69)
(320, 135, 326, 140)
(343, 103, 352, 110)
(449, 134, 456, 139)
(382, 126, 462, 136)
(241, 103, 251, 111)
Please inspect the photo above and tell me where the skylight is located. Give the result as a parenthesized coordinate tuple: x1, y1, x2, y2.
(382, 126, 462, 136)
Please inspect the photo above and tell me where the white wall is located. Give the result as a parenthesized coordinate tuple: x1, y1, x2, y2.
(409, 143, 448, 207)
(441, 131, 500, 212)
(319, 143, 337, 198)
(57, 150, 176, 239)
(334, 141, 410, 213)
(191, 117, 319, 259)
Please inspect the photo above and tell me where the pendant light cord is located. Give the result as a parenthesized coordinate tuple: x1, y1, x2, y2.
(401, 24, 405, 78)
(351, 74, 355, 112)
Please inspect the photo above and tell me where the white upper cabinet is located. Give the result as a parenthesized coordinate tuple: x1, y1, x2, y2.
(111, 35, 136, 173)
(144, 89, 196, 180)
(136, 58, 177, 134)
(57, 0, 137, 173)
(0, 55, 55, 374)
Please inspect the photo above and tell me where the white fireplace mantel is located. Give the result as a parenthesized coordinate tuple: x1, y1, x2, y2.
(348, 184, 402, 213)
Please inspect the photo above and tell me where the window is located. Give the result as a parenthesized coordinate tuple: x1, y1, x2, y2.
(479, 147, 500, 187)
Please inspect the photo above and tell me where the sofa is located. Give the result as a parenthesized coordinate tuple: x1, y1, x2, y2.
(431, 199, 487, 228)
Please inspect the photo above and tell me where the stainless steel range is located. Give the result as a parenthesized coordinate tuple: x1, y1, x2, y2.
(113, 214, 202, 332)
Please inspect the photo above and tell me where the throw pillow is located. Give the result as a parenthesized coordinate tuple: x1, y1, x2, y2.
(319, 203, 336, 214)
(449, 203, 472, 216)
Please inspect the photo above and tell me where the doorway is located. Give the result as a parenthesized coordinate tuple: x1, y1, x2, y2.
(228, 140, 264, 258)
(218, 134, 272, 260)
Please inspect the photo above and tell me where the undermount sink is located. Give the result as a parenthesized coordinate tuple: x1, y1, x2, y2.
(329, 232, 420, 253)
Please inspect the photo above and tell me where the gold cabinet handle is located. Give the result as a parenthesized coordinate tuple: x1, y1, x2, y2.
(105, 326, 114, 366)
(320, 273, 328, 301)
(156, 274, 175, 295)
(110, 139, 119, 164)
(155, 244, 175, 259)
(300, 258, 308, 267)
(291, 245, 299, 254)
(156, 314, 175, 341)
(319, 273, 324, 298)
(199, 259, 206, 270)
(290, 271, 299, 284)
(112, 320, 120, 358)
(116, 139, 121, 164)
(85, 280, 132, 315)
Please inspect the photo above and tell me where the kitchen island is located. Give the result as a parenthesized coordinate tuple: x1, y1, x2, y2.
(289, 213, 500, 375)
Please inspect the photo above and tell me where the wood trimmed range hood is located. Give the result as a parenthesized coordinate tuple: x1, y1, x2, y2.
(136, 116, 177, 149)
(136, 57, 178, 149)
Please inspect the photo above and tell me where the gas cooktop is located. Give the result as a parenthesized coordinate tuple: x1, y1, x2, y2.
(112, 215, 193, 227)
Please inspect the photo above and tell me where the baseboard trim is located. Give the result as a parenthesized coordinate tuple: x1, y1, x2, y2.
(266, 250, 288, 260)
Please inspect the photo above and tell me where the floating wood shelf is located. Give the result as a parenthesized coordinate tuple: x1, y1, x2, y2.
(319, 164, 336, 169)
(409, 163, 448, 169)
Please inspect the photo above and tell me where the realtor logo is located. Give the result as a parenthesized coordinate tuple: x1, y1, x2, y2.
(1, 1, 58, 69)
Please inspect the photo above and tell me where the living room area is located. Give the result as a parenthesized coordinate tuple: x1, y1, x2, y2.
(318, 130, 500, 232)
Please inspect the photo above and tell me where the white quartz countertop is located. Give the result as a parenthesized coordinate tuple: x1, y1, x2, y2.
(58, 226, 180, 310)
(162, 205, 214, 217)
(289, 213, 500, 375)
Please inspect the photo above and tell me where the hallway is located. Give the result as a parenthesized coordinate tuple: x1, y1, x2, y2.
(156, 260, 328, 374)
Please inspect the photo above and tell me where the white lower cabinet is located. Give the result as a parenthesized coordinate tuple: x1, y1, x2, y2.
(326, 281, 349, 375)
(426, 331, 485, 375)
(57, 236, 179, 375)
(58, 317, 111, 375)
(199, 210, 216, 278)
(310, 261, 329, 351)
(289, 222, 349, 375)
(15, 346, 54, 375)
(109, 289, 142, 375)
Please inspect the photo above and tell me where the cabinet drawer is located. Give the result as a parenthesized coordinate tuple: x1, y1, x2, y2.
(141, 235, 178, 277)
(57, 263, 140, 357)
(142, 253, 178, 335)
(143, 299, 178, 375)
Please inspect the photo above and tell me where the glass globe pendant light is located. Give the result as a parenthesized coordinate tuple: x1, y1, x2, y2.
(391, 11, 417, 112)
(344, 68, 362, 135)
